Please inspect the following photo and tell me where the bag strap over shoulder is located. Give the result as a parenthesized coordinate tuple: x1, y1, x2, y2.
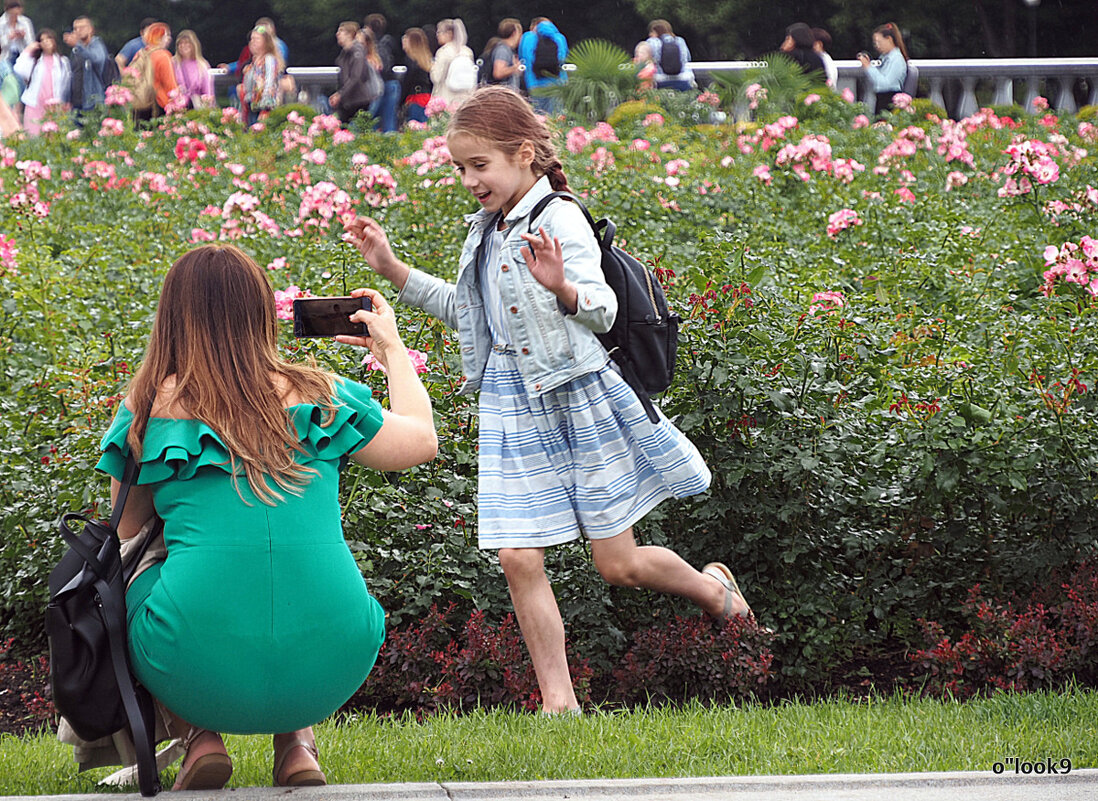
(526, 192, 661, 424)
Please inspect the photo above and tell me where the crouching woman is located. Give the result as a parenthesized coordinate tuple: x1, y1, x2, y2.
(97, 244, 436, 789)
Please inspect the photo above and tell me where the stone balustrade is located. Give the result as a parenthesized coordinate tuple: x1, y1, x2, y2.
(211, 57, 1098, 120)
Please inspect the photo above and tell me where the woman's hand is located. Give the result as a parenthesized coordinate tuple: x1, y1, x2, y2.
(857, 52, 871, 68)
(329, 91, 340, 107)
(334, 287, 404, 369)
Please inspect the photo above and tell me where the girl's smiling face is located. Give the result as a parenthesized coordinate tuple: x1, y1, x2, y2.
(447, 132, 538, 217)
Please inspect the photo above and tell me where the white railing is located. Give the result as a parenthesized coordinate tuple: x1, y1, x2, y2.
(688, 57, 1098, 117)
(212, 57, 1098, 119)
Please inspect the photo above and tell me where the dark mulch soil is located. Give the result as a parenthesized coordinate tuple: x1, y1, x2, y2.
(0, 651, 54, 737)
(0, 646, 925, 739)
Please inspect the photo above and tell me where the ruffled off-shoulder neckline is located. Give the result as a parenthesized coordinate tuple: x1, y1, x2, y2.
(96, 380, 383, 484)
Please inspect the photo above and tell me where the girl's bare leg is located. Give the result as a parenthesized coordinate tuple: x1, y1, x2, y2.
(588, 527, 750, 617)
(498, 547, 579, 713)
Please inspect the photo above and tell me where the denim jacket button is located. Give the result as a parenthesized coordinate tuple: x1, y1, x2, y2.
(501, 264, 509, 272)
(509, 305, 518, 314)
(521, 347, 530, 355)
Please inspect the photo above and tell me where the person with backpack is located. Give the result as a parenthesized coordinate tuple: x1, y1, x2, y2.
(645, 19, 693, 91)
(430, 18, 475, 111)
(342, 86, 753, 714)
(518, 17, 567, 113)
(96, 244, 436, 789)
(133, 22, 178, 117)
(63, 15, 109, 114)
(479, 18, 522, 91)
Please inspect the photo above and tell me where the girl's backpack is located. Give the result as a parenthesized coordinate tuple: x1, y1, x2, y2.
(528, 193, 678, 422)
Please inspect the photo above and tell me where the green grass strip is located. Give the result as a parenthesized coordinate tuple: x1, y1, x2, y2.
(1, 689, 1095, 795)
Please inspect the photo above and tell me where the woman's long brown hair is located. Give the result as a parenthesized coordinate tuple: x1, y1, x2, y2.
(447, 86, 571, 192)
(126, 244, 336, 504)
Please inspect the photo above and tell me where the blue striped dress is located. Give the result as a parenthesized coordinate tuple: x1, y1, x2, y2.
(475, 224, 711, 550)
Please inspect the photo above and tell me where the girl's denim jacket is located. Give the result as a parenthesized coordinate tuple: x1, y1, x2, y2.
(397, 177, 617, 398)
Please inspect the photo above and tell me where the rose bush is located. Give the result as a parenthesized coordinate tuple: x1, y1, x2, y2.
(1, 94, 1095, 700)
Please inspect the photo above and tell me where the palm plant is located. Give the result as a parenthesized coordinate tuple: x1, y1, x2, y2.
(709, 53, 821, 119)
(537, 39, 636, 123)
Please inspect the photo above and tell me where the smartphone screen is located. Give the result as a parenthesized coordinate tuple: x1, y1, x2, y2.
(292, 296, 371, 338)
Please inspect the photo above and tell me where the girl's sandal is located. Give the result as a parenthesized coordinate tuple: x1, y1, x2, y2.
(273, 738, 327, 787)
(702, 562, 752, 620)
(173, 727, 232, 791)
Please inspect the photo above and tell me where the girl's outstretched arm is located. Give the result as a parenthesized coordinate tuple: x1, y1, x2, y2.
(343, 215, 412, 290)
(520, 227, 579, 313)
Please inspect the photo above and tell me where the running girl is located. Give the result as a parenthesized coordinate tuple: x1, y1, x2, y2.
(343, 86, 752, 713)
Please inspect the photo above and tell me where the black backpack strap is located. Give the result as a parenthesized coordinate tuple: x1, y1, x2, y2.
(108, 452, 141, 532)
(103, 394, 161, 795)
(95, 572, 161, 796)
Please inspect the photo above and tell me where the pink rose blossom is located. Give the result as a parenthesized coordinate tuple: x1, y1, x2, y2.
(808, 290, 846, 315)
(273, 285, 312, 320)
(363, 348, 429, 374)
(827, 208, 862, 238)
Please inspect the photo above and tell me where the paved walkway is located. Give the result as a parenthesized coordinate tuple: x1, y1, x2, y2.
(3, 770, 1096, 801)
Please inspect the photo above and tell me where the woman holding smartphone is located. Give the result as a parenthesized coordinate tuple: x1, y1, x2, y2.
(97, 244, 436, 789)
(858, 22, 909, 113)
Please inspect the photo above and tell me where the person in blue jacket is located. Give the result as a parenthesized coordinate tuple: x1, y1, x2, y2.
(857, 22, 909, 114)
(517, 16, 566, 113)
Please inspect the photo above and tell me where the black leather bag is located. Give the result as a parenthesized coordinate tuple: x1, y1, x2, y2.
(46, 453, 162, 796)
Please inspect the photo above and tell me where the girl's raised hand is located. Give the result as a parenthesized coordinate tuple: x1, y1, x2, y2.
(519, 227, 566, 294)
(342, 216, 397, 276)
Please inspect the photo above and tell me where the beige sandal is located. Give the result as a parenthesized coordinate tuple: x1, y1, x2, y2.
(273, 738, 327, 787)
(702, 562, 752, 619)
(173, 727, 232, 791)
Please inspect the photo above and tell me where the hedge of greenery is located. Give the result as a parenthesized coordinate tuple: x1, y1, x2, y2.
(1, 92, 1096, 694)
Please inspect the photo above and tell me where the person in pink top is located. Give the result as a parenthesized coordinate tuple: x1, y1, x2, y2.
(173, 29, 212, 109)
(14, 28, 69, 135)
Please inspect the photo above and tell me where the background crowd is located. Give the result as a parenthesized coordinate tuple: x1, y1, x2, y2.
(0, 3, 920, 135)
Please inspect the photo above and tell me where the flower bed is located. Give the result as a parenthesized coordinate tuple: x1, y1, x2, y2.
(1, 96, 1096, 712)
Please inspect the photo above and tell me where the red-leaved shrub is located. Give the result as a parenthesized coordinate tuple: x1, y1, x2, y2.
(912, 560, 1098, 697)
(613, 614, 777, 705)
(358, 604, 591, 713)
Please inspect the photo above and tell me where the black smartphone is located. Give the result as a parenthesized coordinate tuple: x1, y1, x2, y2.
(292, 296, 371, 338)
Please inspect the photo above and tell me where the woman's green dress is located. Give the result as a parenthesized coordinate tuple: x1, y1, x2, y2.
(97, 379, 387, 734)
